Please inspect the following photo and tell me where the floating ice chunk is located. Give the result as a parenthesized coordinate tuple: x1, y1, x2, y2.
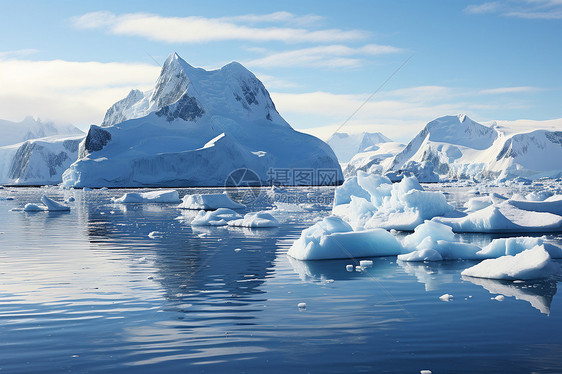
(113, 190, 180, 203)
(191, 208, 242, 226)
(298, 302, 307, 309)
(148, 231, 163, 238)
(287, 216, 406, 260)
(41, 195, 71, 211)
(178, 193, 245, 210)
(359, 260, 373, 267)
(439, 294, 453, 302)
(433, 203, 562, 233)
(228, 211, 279, 228)
(234, 248, 242, 252)
(402, 220, 455, 249)
(346, 264, 354, 272)
(23, 203, 45, 211)
(478, 236, 562, 259)
(420, 370, 432, 374)
(492, 295, 505, 301)
(461, 245, 560, 280)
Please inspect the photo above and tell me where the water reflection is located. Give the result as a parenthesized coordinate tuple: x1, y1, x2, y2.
(288, 256, 395, 283)
(462, 275, 558, 315)
(397, 260, 472, 291)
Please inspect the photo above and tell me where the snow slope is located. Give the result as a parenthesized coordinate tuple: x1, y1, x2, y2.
(386, 114, 562, 180)
(327, 132, 392, 163)
(63, 53, 342, 188)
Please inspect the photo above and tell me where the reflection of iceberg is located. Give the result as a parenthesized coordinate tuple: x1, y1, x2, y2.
(288, 256, 394, 283)
(398, 261, 465, 291)
(462, 275, 558, 315)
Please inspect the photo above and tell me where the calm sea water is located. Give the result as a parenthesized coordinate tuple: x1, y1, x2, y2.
(0, 185, 561, 373)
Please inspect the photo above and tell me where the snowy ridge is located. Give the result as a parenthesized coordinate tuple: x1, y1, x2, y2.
(63, 52, 341, 187)
(386, 115, 562, 180)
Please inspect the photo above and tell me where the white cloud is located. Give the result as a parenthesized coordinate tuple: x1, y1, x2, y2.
(270, 90, 470, 142)
(480, 86, 542, 94)
(247, 44, 402, 68)
(70, 11, 367, 44)
(0, 58, 159, 126)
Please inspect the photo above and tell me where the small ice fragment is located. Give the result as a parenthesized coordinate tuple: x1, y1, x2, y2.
(513, 280, 525, 284)
(356, 266, 363, 272)
(421, 370, 432, 374)
(325, 279, 334, 283)
(360, 260, 373, 267)
(148, 231, 163, 239)
(147, 276, 154, 280)
(198, 233, 207, 238)
(346, 264, 354, 272)
(298, 302, 307, 309)
(234, 248, 242, 252)
(138, 257, 147, 262)
(439, 294, 453, 302)
(492, 295, 505, 301)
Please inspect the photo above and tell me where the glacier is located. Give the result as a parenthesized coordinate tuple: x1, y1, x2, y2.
(62, 53, 342, 188)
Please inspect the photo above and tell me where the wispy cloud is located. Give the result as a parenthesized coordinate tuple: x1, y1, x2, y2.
(480, 86, 542, 94)
(0, 58, 159, 125)
(70, 11, 367, 43)
(0, 49, 39, 58)
(247, 44, 403, 68)
(465, 0, 562, 19)
(219, 11, 324, 26)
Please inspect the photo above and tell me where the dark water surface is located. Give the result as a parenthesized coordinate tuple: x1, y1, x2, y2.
(0, 185, 561, 373)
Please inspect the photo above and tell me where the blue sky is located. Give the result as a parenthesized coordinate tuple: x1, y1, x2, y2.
(0, 0, 560, 141)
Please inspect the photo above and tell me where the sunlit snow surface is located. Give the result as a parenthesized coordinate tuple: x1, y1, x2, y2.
(1, 182, 562, 373)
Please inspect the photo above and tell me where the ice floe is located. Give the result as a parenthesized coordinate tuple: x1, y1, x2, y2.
(190, 208, 242, 226)
(461, 245, 560, 280)
(228, 211, 279, 228)
(113, 190, 180, 203)
(14, 195, 70, 212)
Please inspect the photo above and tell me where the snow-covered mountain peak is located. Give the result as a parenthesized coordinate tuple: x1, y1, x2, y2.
(327, 131, 392, 163)
(102, 52, 288, 128)
(422, 115, 498, 150)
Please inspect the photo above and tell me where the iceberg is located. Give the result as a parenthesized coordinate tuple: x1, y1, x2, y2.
(332, 173, 454, 231)
(461, 245, 560, 280)
(62, 53, 342, 188)
(178, 193, 244, 210)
